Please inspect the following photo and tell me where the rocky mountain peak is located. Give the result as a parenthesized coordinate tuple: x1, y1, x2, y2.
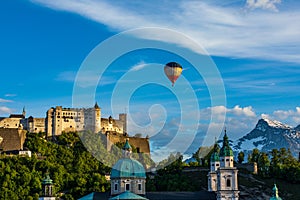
(233, 118, 300, 157)
(258, 118, 292, 130)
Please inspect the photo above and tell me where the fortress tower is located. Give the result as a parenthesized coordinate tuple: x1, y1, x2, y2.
(93, 102, 101, 133)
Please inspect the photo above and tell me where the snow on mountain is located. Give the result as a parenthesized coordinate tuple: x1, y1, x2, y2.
(261, 117, 292, 129)
(233, 118, 300, 157)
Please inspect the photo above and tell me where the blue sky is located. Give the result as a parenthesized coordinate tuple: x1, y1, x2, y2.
(1, 0, 300, 159)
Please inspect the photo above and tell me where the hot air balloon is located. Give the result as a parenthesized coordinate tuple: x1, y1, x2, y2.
(164, 62, 182, 86)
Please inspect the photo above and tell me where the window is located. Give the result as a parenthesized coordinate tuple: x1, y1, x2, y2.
(226, 159, 229, 162)
(114, 183, 118, 191)
(138, 183, 142, 191)
(216, 164, 219, 166)
(125, 183, 130, 191)
(136, 147, 140, 153)
(226, 179, 231, 187)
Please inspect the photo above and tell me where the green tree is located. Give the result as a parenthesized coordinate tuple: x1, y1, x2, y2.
(237, 151, 245, 164)
(257, 152, 270, 177)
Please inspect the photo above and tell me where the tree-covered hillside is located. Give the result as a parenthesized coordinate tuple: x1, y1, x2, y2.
(0, 132, 111, 199)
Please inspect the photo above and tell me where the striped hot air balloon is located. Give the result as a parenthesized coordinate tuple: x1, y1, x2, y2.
(164, 62, 183, 86)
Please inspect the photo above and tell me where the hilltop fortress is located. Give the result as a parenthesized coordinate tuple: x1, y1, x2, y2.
(0, 103, 150, 154)
(46, 103, 126, 137)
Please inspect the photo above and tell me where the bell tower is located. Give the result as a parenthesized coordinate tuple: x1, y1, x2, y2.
(216, 130, 239, 200)
(208, 141, 220, 192)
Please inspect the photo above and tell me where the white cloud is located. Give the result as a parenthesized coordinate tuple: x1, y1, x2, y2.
(55, 71, 77, 82)
(270, 107, 300, 125)
(246, 0, 281, 12)
(129, 61, 147, 72)
(56, 70, 115, 87)
(31, 0, 300, 63)
(0, 98, 13, 103)
(202, 105, 256, 118)
(4, 94, 16, 97)
(0, 106, 12, 114)
(230, 105, 256, 117)
(199, 105, 257, 139)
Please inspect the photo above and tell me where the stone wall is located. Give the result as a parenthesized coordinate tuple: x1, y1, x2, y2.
(106, 133, 150, 154)
(0, 128, 26, 151)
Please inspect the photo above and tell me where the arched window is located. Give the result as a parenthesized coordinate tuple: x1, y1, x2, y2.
(114, 183, 118, 191)
(226, 179, 231, 187)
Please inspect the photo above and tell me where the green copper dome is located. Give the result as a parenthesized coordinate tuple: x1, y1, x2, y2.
(210, 142, 220, 162)
(211, 152, 220, 162)
(123, 139, 132, 150)
(42, 174, 53, 185)
(219, 133, 233, 157)
(111, 158, 146, 179)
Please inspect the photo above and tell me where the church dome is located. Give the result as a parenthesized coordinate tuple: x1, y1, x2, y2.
(211, 151, 220, 162)
(111, 158, 146, 179)
(210, 142, 220, 162)
(220, 145, 233, 157)
(219, 133, 233, 157)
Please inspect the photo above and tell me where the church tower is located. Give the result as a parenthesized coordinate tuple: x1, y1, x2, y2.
(208, 141, 220, 192)
(216, 130, 239, 200)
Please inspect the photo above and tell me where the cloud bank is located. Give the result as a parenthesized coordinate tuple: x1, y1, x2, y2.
(31, 0, 300, 63)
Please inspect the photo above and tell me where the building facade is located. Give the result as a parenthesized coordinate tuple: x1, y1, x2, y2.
(45, 103, 127, 137)
(208, 131, 239, 200)
(0, 108, 46, 133)
(0, 107, 26, 129)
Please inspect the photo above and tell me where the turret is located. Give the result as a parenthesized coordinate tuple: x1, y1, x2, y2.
(41, 174, 54, 199)
(119, 113, 127, 134)
(93, 102, 101, 133)
(122, 139, 132, 158)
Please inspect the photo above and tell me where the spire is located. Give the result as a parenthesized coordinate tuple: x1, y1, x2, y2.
(270, 184, 282, 200)
(22, 106, 26, 117)
(123, 138, 132, 158)
(123, 138, 132, 150)
(273, 184, 278, 197)
(220, 128, 233, 157)
(94, 102, 100, 109)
